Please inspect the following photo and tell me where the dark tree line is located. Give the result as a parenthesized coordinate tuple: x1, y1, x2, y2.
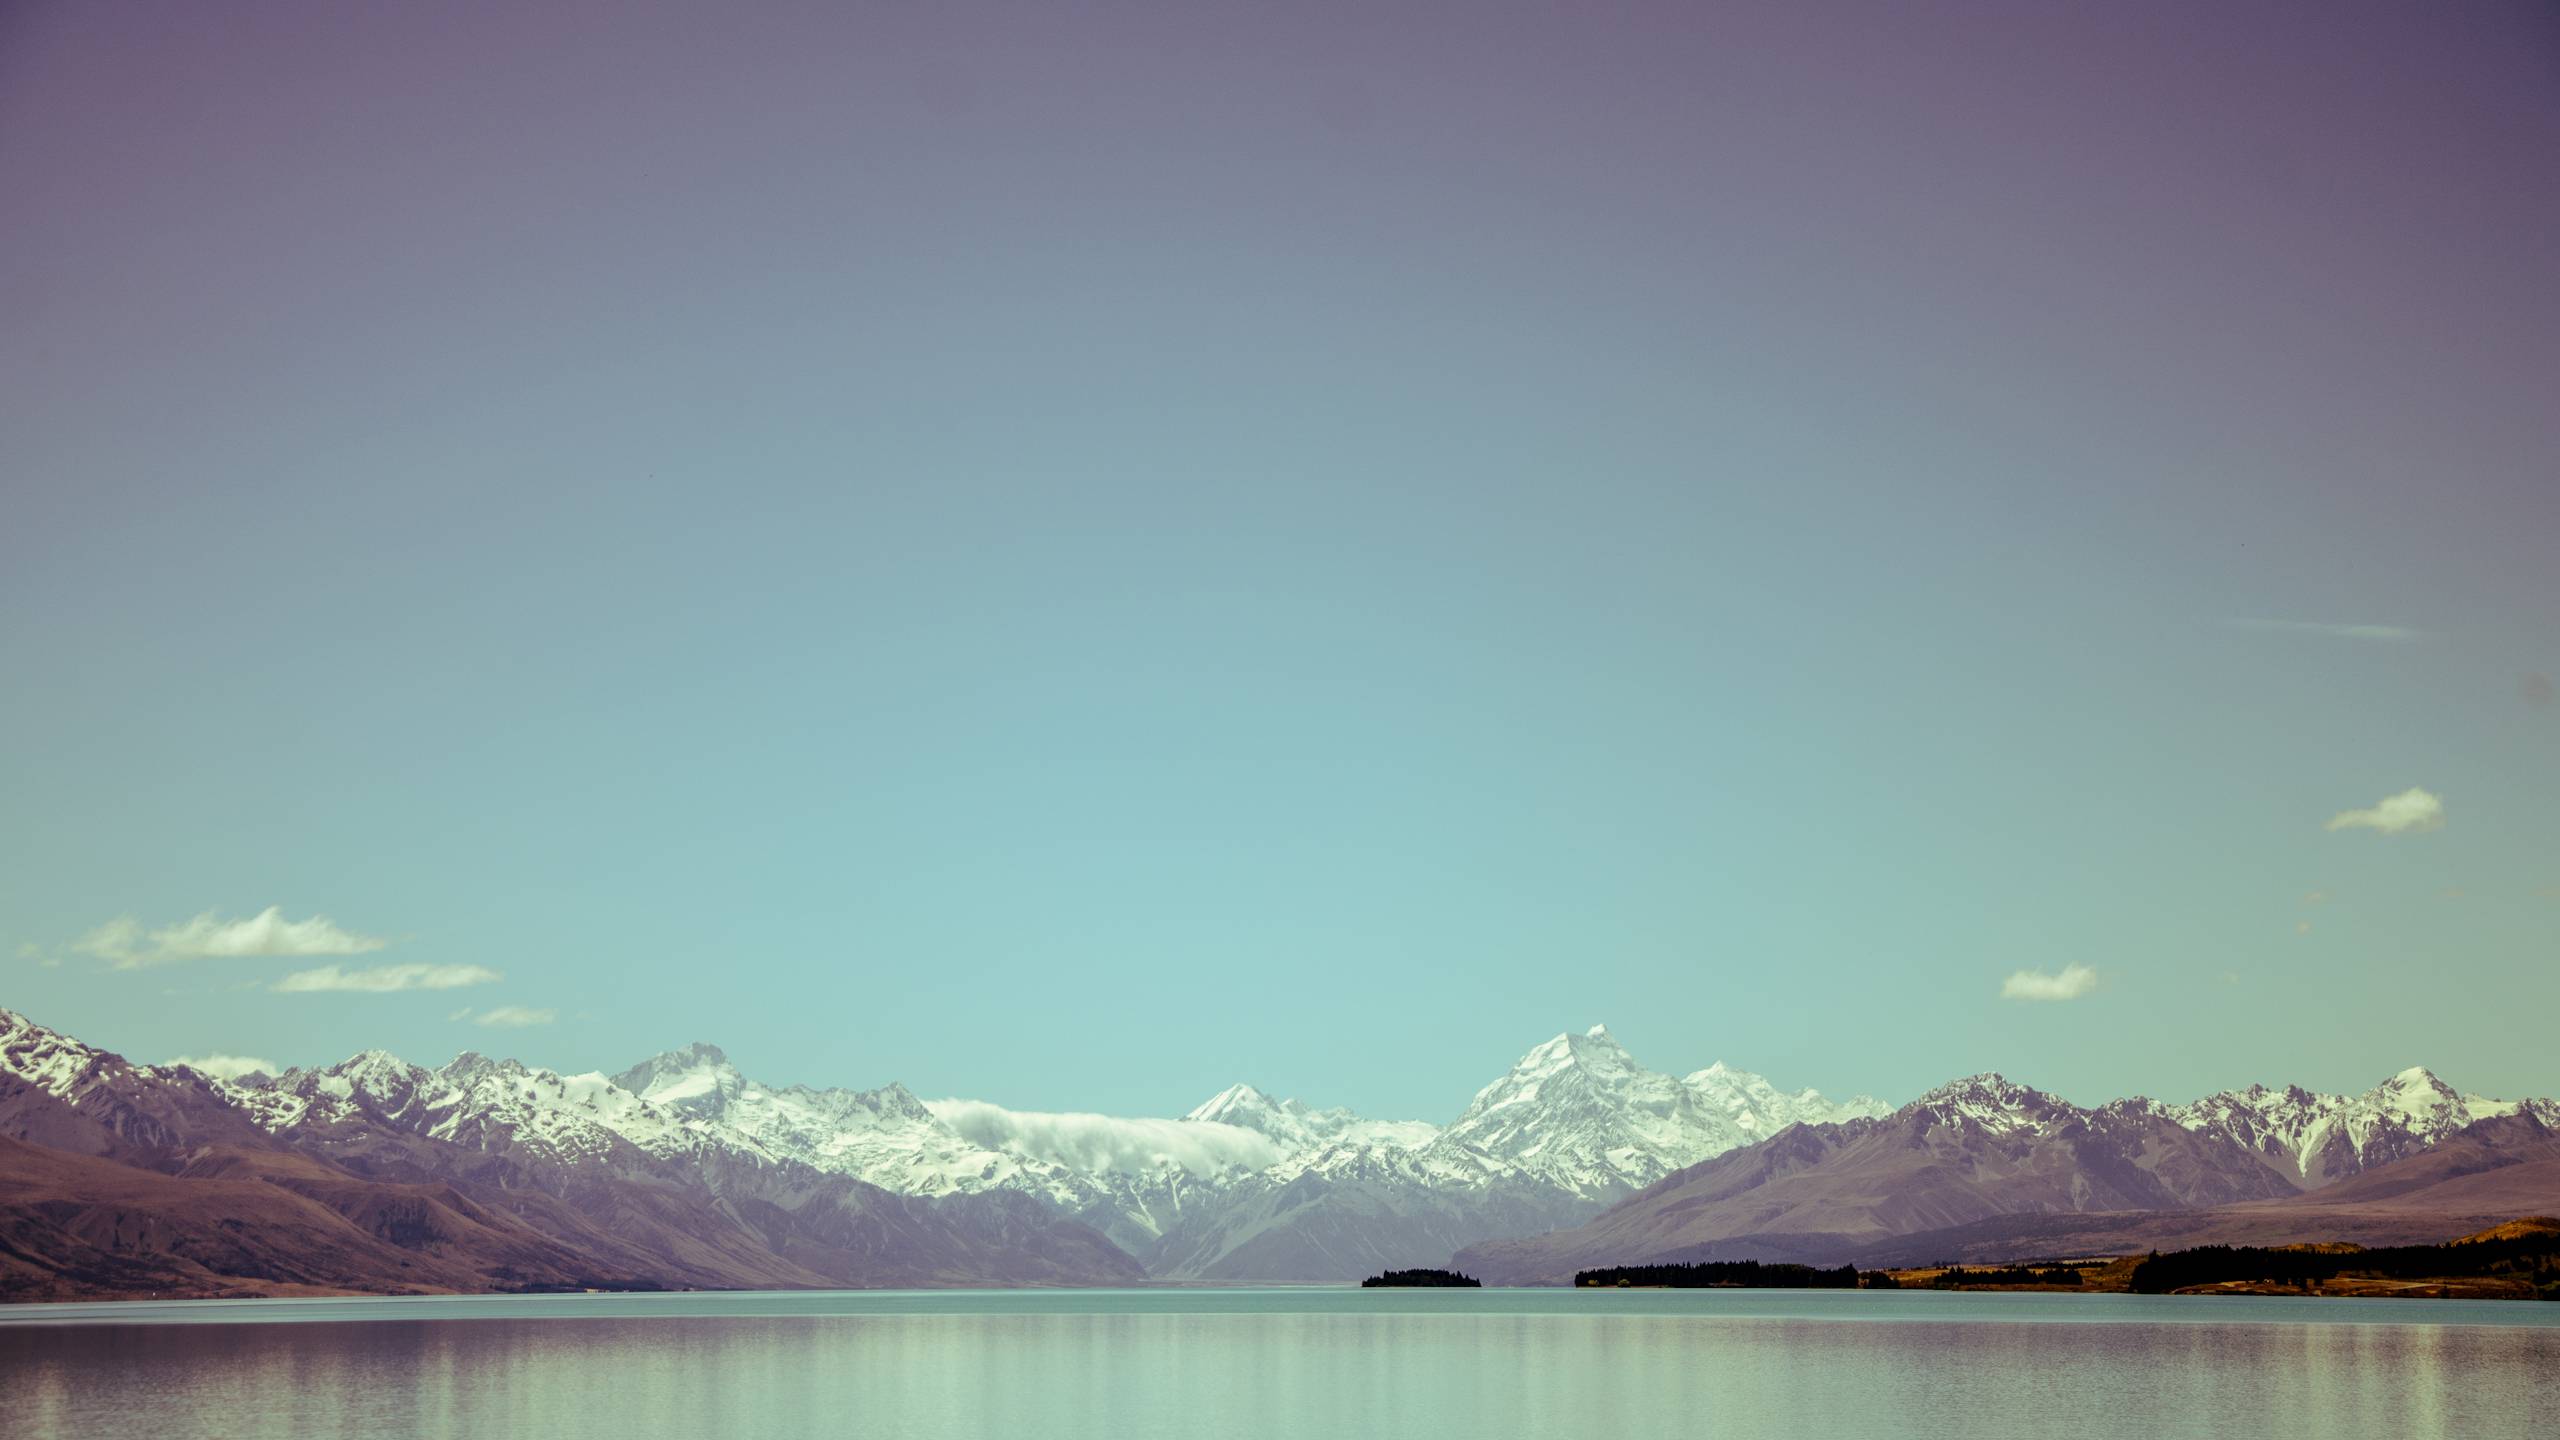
(1930, 1264, 2086, 1288)
(2129, 1232, 2560, 1294)
(1361, 1268, 1482, 1288)
(1574, 1261, 1861, 1289)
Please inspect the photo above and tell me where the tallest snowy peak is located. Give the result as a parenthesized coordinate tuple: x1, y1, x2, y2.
(1446, 1026, 1887, 1200)
(1514, 1024, 1635, 1076)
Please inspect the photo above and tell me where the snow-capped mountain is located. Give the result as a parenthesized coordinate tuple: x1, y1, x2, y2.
(0, 1011, 1905, 1283)
(1440, 1025, 1889, 1200)
(0, 1006, 279, 1166)
(1183, 1084, 1442, 1153)
(1113, 1027, 1894, 1276)
(1144, 1134, 1592, 1281)
(1456, 1070, 2336, 1284)
(11, 1001, 2552, 1294)
(612, 1042, 1089, 1199)
(2152, 1067, 2560, 1186)
(226, 1048, 697, 1168)
(0, 1008, 1145, 1296)
(607, 1043, 1267, 1257)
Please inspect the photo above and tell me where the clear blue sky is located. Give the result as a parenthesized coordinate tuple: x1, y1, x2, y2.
(3, 0, 2555, 1118)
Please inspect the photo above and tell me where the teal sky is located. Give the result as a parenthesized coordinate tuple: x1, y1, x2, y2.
(3, 1, 2555, 1117)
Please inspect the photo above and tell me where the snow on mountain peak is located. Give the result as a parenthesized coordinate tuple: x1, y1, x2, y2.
(1179, 1083, 1432, 1157)
(1185, 1083, 1284, 1126)
(2156, 1064, 2548, 1185)
(612, 1042, 749, 1119)
(1, 1007, 107, 1100)
(1901, 1073, 2063, 1135)
(1445, 1027, 1884, 1199)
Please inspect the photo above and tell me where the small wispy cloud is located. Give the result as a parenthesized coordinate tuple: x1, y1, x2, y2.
(2325, 786, 2445, 836)
(168, 1053, 279, 1081)
(75, 906, 389, 970)
(273, 962, 499, 993)
(2523, 673, 2554, 709)
(2000, 963, 2099, 1002)
(452, 1005, 556, 1028)
(2222, 618, 2425, 642)
(2301, 890, 2330, 905)
(2296, 920, 2313, 936)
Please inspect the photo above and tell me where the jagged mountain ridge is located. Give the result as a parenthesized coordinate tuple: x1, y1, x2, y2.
(7, 1005, 2553, 1292)
(1452, 1068, 2560, 1284)
(2131, 1067, 2560, 1187)
(0, 1008, 1142, 1298)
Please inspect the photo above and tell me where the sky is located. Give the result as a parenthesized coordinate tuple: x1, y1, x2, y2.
(3, 0, 2556, 1121)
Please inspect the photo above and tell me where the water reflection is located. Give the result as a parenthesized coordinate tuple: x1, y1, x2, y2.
(7, 1311, 2555, 1439)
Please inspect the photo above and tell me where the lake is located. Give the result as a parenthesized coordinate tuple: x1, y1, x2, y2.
(4, 1289, 2556, 1439)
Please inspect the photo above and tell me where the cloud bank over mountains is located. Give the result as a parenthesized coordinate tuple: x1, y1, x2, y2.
(927, 1098, 1291, 1175)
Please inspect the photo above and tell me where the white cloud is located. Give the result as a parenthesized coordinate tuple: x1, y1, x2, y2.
(2324, 786, 2445, 836)
(168, 1053, 279, 1081)
(2000, 963, 2099, 1002)
(75, 906, 389, 969)
(2223, 618, 2425, 642)
(456, 1005, 556, 1028)
(272, 962, 499, 993)
(926, 1099, 1289, 1176)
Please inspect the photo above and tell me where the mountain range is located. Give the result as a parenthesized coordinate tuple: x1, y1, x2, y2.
(3, 1006, 2552, 1299)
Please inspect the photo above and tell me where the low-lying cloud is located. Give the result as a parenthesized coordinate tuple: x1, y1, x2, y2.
(2001, 963, 2099, 1002)
(168, 1053, 279, 1081)
(926, 1100, 1289, 1176)
(76, 906, 389, 969)
(273, 962, 500, 993)
(2325, 786, 2445, 836)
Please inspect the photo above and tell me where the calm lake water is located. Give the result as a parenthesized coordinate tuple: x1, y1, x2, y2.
(5, 1289, 2556, 1439)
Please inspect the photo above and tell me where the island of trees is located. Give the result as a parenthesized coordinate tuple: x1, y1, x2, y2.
(1361, 1268, 1482, 1288)
(1574, 1260, 1861, 1288)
